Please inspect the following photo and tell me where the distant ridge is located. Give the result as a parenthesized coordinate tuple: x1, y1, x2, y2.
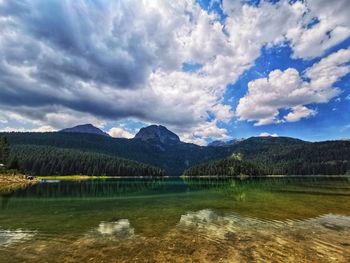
(208, 138, 245, 147)
(60, 124, 110, 137)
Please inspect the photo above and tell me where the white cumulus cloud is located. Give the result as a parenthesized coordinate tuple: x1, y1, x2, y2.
(108, 127, 134, 139)
(236, 48, 350, 126)
(287, 0, 350, 59)
(284, 106, 316, 123)
(259, 132, 279, 137)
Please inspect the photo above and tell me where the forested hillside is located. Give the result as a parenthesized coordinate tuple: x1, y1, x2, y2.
(248, 140, 350, 175)
(3, 132, 232, 176)
(0, 135, 10, 166)
(10, 145, 165, 177)
(184, 140, 350, 176)
(182, 157, 265, 177)
(221, 136, 307, 157)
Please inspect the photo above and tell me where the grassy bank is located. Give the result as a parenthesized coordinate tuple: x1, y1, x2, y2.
(38, 175, 168, 180)
(0, 173, 39, 193)
(38, 175, 114, 181)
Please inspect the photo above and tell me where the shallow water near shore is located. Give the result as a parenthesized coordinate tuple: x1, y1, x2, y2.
(0, 177, 350, 262)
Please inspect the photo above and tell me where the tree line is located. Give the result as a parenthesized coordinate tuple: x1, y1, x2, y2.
(11, 145, 165, 177)
(182, 157, 265, 177)
(0, 136, 10, 164)
(0, 134, 165, 177)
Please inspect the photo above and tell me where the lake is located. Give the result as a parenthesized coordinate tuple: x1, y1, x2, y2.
(0, 177, 350, 262)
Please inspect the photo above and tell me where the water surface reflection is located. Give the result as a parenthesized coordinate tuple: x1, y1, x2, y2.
(0, 177, 349, 262)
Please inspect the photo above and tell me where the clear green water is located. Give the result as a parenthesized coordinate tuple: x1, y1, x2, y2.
(0, 177, 350, 262)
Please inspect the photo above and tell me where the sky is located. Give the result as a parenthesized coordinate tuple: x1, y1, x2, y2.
(0, 0, 349, 145)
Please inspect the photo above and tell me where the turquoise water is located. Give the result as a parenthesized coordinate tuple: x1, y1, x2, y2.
(0, 177, 350, 262)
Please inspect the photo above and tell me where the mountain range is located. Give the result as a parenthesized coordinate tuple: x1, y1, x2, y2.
(2, 124, 350, 176)
(58, 124, 247, 147)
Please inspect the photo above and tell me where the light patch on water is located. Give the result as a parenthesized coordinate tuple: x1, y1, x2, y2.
(41, 180, 60, 183)
(178, 209, 350, 241)
(177, 210, 350, 262)
(95, 219, 135, 239)
(178, 209, 265, 239)
(0, 229, 36, 247)
(310, 214, 350, 231)
(179, 209, 219, 226)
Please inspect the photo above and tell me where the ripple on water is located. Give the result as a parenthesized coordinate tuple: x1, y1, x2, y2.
(177, 210, 350, 262)
(0, 229, 36, 247)
(1, 213, 349, 263)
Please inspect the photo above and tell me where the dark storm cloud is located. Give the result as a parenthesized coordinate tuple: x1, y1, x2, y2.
(0, 0, 182, 124)
(0, 61, 148, 121)
(0, 0, 222, 134)
(0, 0, 154, 88)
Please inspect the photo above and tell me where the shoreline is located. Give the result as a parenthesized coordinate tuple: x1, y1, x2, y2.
(38, 175, 170, 181)
(2, 174, 349, 188)
(181, 174, 350, 178)
(0, 173, 39, 193)
(39, 174, 350, 181)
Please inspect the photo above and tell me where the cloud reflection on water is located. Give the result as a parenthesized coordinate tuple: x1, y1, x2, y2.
(94, 219, 135, 240)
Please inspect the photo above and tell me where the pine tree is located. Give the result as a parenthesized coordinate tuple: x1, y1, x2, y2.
(7, 155, 19, 170)
(0, 135, 10, 166)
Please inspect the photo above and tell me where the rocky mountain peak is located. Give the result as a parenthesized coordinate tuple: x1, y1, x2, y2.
(134, 125, 180, 144)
